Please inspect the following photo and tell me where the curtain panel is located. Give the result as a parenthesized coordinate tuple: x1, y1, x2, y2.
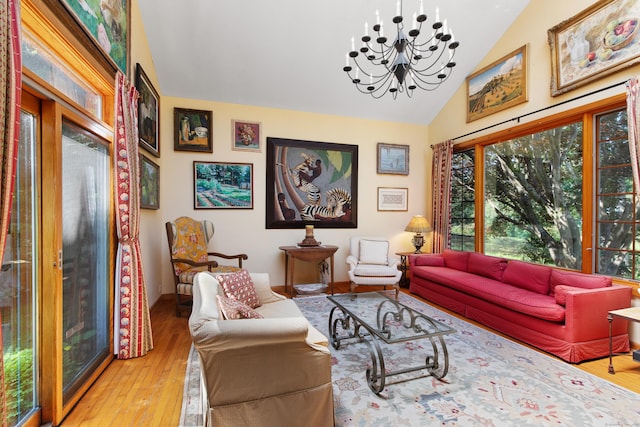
(0, 0, 21, 424)
(627, 77, 640, 197)
(114, 72, 153, 359)
(431, 140, 454, 254)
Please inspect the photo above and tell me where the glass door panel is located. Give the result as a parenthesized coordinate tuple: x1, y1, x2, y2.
(61, 120, 110, 402)
(1, 109, 39, 425)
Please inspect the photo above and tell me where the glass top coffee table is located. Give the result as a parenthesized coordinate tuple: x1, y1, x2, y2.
(327, 292, 456, 394)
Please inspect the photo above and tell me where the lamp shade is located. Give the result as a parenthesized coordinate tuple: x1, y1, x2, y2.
(405, 215, 431, 233)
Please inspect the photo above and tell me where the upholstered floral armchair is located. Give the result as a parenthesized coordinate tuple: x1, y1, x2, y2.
(165, 216, 248, 316)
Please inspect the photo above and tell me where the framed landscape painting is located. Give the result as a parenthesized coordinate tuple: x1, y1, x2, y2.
(193, 161, 253, 209)
(266, 137, 358, 229)
(60, 0, 130, 74)
(466, 45, 528, 122)
(136, 63, 160, 157)
(548, 0, 640, 96)
(174, 108, 213, 152)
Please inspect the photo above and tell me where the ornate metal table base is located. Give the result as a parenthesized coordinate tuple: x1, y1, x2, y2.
(328, 295, 453, 395)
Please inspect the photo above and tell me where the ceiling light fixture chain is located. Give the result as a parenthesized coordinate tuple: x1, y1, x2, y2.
(343, 0, 459, 99)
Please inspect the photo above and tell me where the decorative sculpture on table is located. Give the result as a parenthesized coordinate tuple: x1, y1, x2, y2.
(299, 225, 320, 247)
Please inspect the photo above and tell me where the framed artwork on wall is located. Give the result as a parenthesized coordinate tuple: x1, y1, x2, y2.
(174, 108, 213, 153)
(548, 0, 640, 96)
(60, 0, 130, 74)
(466, 45, 528, 122)
(232, 120, 262, 152)
(139, 154, 159, 210)
(193, 161, 253, 209)
(377, 187, 408, 211)
(266, 137, 358, 229)
(377, 143, 409, 175)
(136, 63, 160, 157)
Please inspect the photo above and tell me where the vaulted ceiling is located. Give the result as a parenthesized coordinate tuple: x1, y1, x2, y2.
(138, 0, 530, 125)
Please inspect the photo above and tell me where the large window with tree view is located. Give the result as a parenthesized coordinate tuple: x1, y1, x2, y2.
(450, 103, 640, 280)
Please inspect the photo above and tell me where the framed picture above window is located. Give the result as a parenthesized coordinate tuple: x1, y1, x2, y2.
(377, 143, 409, 175)
(193, 161, 253, 209)
(377, 187, 408, 211)
(466, 45, 528, 122)
(139, 154, 159, 209)
(232, 120, 262, 152)
(136, 63, 160, 157)
(174, 108, 213, 153)
(548, 0, 640, 96)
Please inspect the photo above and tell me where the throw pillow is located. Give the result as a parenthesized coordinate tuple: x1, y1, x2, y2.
(216, 295, 263, 319)
(359, 239, 389, 265)
(553, 285, 585, 306)
(217, 269, 261, 308)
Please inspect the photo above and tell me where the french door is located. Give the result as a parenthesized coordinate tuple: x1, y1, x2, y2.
(1, 90, 114, 426)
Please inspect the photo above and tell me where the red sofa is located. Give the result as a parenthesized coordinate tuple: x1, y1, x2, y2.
(408, 250, 632, 363)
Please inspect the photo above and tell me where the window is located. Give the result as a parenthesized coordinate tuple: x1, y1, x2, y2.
(484, 123, 584, 268)
(450, 150, 475, 251)
(595, 108, 639, 279)
(449, 95, 639, 282)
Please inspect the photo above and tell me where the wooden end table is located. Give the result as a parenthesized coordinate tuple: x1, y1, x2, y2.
(607, 306, 640, 374)
(396, 251, 417, 288)
(279, 245, 338, 296)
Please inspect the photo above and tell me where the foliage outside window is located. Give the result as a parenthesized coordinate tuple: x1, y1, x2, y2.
(450, 150, 475, 251)
(484, 124, 584, 268)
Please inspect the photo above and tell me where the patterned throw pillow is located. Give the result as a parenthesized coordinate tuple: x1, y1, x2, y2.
(217, 269, 261, 308)
(216, 295, 263, 319)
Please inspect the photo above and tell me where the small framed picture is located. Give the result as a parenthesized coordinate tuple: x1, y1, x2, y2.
(377, 143, 409, 175)
(174, 108, 213, 153)
(136, 63, 160, 157)
(232, 120, 262, 152)
(194, 161, 253, 209)
(139, 154, 159, 210)
(377, 187, 408, 211)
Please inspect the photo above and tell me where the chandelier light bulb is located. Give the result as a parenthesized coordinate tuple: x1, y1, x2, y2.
(343, 0, 459, 99)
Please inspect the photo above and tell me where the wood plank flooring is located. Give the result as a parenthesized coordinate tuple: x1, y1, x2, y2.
(61, 284, 640, 426)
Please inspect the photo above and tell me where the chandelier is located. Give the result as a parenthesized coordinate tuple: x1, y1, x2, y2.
(343, 1, 459, 99)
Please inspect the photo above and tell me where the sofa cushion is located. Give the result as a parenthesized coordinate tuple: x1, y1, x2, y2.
(549, 269, 612, 296)
(502, 260, 551, 295)
(553, 285, 584, 306)
(443, 249, 470, 271)
(217, 269, 261, 308)
(468, 252, 508, 281)
(359, 239, 389, 265)
(413, 254, 446, 267)
(216, 295, 264, 319)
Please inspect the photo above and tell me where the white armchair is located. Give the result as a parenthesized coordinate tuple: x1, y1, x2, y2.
(346, 236, 402, 299)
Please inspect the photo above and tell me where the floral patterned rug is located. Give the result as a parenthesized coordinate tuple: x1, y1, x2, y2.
(181, 292, 640, 426)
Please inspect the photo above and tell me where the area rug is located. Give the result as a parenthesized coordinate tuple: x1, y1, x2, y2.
(181, 293, 640, 426)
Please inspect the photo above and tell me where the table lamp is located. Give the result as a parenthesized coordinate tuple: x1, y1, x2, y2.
(405, 215, 432, 253)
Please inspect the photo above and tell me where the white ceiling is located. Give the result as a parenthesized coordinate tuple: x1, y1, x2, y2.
(137, 0, 530, 126)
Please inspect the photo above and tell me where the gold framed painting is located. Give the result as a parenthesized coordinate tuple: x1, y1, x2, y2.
(548, 0, 640, 96)
(466, 45, 528, 122)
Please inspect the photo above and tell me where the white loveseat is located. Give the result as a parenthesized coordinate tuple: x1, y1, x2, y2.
(188, 271, 334, 427)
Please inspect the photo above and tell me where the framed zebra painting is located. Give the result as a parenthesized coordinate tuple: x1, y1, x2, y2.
(266, 137, 358, 229)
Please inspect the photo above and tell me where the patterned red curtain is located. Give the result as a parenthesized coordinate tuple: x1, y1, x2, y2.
(113, 71, 153, 359)
(0, 0, 21, 424)
(627, 77, 640, 197)
(431, 140, 454, 253)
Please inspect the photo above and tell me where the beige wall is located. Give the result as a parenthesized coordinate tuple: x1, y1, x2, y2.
(429, 0, 640, 341)
(152, 98, 429, 297)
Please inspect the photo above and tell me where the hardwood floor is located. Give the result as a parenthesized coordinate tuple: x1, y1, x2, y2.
(61, 284, 639, 426)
